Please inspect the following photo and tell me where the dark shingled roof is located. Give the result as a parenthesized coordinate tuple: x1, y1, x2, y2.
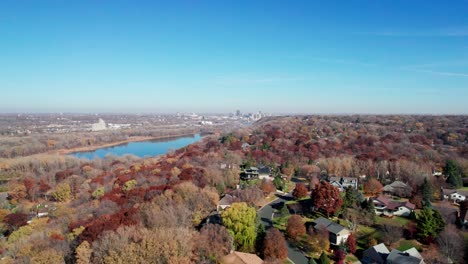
(313, 217, 347, 235)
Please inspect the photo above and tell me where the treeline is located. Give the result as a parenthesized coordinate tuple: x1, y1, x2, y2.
(0, 115, 467, 263)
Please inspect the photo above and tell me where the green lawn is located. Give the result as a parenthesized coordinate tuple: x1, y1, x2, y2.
(397, 240, 422, 252)
(356, 225, 381, 249)
(273, 215, 291, 231)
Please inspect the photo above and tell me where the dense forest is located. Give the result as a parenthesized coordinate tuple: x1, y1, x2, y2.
(0, 115, 466, 263)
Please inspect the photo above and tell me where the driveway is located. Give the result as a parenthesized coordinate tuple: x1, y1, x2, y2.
(258, 193, 309, 264)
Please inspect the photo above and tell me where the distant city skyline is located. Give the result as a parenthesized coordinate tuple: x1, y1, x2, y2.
(1, 1, 467, 114)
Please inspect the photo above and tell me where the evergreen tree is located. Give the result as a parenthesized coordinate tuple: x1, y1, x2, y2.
(416, 207, 445, 242)
(432, 209, 445, 234)
(420, 177, 434, 204)
(255, 222, 266, 254)
(273, 175, 286, 191)
(279, 203, 290, 218)
(444, 160, 463, 188)
(416, 207, 436, 241)
(319, 251, 330, 264)
(343, 187, 358, 208)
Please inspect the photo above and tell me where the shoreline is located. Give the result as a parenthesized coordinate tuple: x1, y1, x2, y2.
(57, 133, 198, 155)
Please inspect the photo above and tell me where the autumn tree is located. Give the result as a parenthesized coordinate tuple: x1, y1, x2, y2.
(286, 215, 306, 240)
(334, 249, 345, 264)
(306, 227, 330, 255)
(92, 225, 194, 264)
(310, 181, 343, 217)
(3, 212, 28, 232)
(222, 202, 257, 252)
(363, 179, 383, 196)
(260, 180, 276, 196)
(346, 233, 357, 254)
(76, 241, 92, 264)
(292, 183, 308, 200)
(52, 183, 71, 202)
(194, 224, 233, 262)
(263, 228, 288, 261)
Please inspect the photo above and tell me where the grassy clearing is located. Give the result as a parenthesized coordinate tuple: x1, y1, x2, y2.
(273, 215, 291, 231)
(397, 240, 422, 252)
(356, 225, 380, 249)
(375, 216, 410, 227)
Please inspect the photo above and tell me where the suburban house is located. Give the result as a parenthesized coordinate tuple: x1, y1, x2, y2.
(383, 181, 412, 198)
(312, 217, 350, 246)
(373, 195, 416, 217)
(240, 167, 259, 180)
(441, 188, 467, 203)
(221, 251, 263, 264)
(258, 166, 272, 180)
(387, 248, 424, 264)
(362, 243, 390, 264)
(328, 176, 358, 191)
(362, 243, 424, 264)
(220, 163, 237, 170)
(218, 194, 236, 211)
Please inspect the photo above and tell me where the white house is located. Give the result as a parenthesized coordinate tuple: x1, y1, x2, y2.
(442, 189, 467, 203)
(313, 217, 351, 246)
(373, 195, 416, 218)
(329, 176, 358, 191)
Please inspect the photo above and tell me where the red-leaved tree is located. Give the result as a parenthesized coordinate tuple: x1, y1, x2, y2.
(292, 183, 308, 200)
(263, 228, 288, 261)
(346, 233, 357, 254)
(286, 215, 306, 240)
(4, 213, 28, 232)
(310, 181, 343, 217)
(334, 249, 346, 264)
(364, 178, 383, 196)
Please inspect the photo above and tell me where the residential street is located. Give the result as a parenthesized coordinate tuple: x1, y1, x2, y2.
(258, 193, 309, 264)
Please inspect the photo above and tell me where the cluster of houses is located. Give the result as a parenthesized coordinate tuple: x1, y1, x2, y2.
(362, 243, 425, 264)
(218, 166, 467, 263)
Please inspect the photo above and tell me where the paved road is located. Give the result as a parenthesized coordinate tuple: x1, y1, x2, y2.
(258, 194, 309, 264)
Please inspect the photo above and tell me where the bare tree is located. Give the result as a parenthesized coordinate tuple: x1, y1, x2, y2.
(437, 224, 464, 263)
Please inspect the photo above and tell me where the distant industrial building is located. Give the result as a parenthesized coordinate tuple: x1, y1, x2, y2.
(91, 119, 107, 131)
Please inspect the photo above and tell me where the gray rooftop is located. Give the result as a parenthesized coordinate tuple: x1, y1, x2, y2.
(313, 217, 348, 234)
(387, 249, 423, 264)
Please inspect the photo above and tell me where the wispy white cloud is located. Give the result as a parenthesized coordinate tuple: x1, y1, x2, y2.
(406, 69, 468, 77)
(355, 27, 468, 37)
(210, 76, 306, 85)
(282, 55, 378, 67)
(308, 57, 377, 67)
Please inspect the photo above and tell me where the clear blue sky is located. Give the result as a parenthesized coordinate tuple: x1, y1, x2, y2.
(1, 0, 467, 114)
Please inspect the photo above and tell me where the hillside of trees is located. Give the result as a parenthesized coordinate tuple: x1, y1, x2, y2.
(0, 115, 466, 263)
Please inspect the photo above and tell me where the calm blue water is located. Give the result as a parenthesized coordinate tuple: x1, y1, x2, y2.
(71, 134, 202, 159)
